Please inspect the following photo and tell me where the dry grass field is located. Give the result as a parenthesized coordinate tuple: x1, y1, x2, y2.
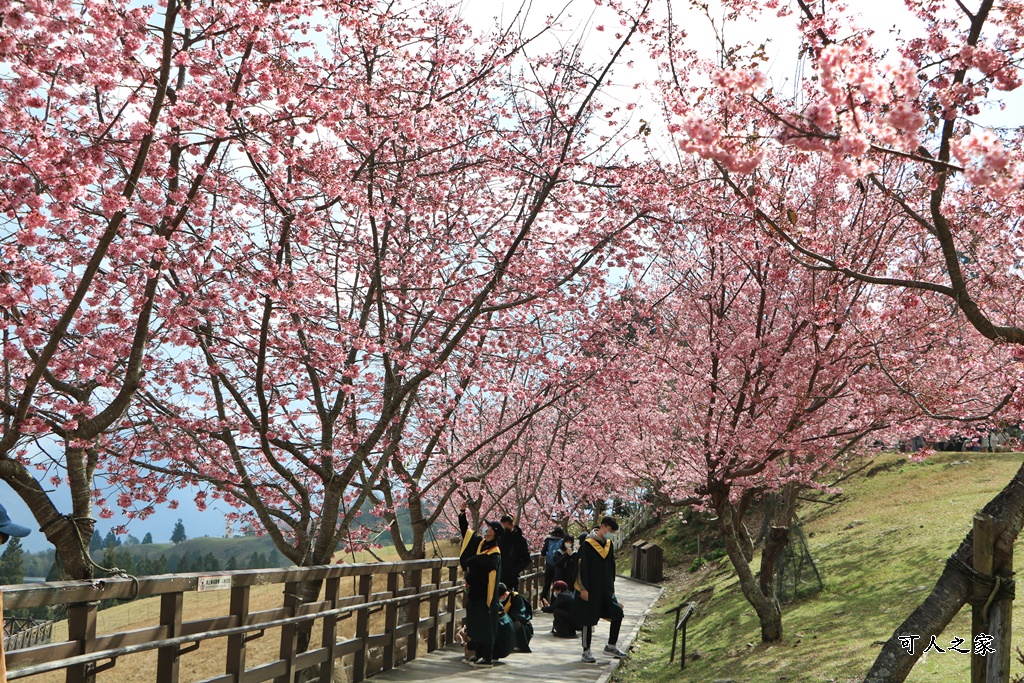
(16, 542, 464, 683)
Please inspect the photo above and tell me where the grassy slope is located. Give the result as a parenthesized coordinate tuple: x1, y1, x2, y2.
(615, 450, 1024, 683)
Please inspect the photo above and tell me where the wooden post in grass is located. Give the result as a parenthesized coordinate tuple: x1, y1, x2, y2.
(0, 591, 8, 683)
(973, 513, 995, 683)
(972, 513, 1012, 683)
(987, 546, 1012, 683)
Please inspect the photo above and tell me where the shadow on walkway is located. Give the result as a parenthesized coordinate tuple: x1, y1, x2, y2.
(368, 577, 663, 683)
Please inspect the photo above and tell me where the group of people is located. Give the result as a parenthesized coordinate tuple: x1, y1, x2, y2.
(457, 504, 627, 667)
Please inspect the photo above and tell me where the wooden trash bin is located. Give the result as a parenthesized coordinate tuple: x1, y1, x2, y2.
(640, 543, 663, 582)
(630, 541, 664, 583)
(631, 541, 646, 581)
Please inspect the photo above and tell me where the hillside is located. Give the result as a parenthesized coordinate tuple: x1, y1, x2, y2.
(615, 451, 1024, 683)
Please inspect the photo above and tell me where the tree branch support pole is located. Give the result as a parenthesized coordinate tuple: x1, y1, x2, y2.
(973, 513, 1012, 683)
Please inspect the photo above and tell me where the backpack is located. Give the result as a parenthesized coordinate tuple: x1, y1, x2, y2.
(544, 537, 562, 567)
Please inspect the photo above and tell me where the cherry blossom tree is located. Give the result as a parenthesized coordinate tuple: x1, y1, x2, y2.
(587, 190, 908, 641)
(367, 328, 602, 560)
(0, 0, 359, 578)
(656, 0, 1024, 677)
(109, 0, 655, 588)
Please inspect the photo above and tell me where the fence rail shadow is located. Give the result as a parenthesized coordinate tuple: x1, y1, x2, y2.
(1, 555, 545, 683)
(0, 506, 654, 683)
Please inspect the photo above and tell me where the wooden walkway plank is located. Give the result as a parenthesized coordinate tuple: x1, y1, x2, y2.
(366, 577, 663, 683)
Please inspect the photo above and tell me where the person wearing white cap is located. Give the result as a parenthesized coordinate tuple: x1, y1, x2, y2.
(0, 502, 32, 545)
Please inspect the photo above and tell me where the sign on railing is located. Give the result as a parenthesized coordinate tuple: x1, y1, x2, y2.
(196, 575, 232, 593)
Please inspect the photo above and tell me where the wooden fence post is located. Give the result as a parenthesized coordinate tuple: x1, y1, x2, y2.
(351, 574, 373, 683)
(276, 581, 303, 683)
(319, 576, 340, 683)
(973, 514, 995, 683)
(445, 565, 459, 648)
(66, 601, 97, 683)
(987, 544, 1013, 683)
(156, 591, 183, 683)
(225, 584, 250, 682)
(971, 513, 1013, 683)
(0, 591, 8, 683)
(382, 572, 399, 671)
(427, 566, 442, 652)
(405, 568, 422, 663)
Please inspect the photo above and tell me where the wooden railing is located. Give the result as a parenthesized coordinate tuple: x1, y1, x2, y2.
(3, 619, 53, 653)
(613, 505, 653, 551)
(1, 554, 544, 683)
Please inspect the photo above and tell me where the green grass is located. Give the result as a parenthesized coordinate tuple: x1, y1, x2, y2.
(615, 451, 1024, 683)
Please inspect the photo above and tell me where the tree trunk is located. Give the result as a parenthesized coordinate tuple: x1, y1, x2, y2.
(718, 502, 783, 642)
(386, 499, 428, 561)
(48, 517, 96, 580)
(865, 459, 1024, 682)
(289, 577, 325, 683)
(760, 484, 798, 600)
(760, 526, 789, 600)
(0, 458, 96, 580)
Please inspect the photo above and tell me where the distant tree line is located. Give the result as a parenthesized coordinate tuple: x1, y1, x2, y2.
(10, 523, 288, 588)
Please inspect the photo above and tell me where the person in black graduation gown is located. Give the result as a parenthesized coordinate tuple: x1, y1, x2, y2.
(501, 584, 534, 652)
(458, 503, 503, 667)
(498, 514, 531, 592)
(572, 516, 627, 663)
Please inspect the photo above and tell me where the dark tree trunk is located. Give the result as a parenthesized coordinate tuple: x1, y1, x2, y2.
(289, 577, 325, 683)
(718, 501, 784, 642)
(760, 484, 799, 600)
(0, 456, 96, 580)
(864, 459, 1024, 682)
(760, 526, 789, 599)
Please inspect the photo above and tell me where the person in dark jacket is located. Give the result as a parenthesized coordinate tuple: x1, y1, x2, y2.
(565, 532, 587, 598)
(572, 517, 627, 663)
(553, 536, 575, 587)
(458, 504, 503, 667)
(540, 526, 566, 599)
(498, 514, 531, 591)
(501, 584, 534, 652)
(541, 580, 577, 638)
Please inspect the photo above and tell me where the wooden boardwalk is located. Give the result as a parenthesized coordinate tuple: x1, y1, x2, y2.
(368, 577, 663, 683)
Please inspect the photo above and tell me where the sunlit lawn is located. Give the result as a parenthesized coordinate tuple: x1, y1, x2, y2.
(615, 451, 1024, 683)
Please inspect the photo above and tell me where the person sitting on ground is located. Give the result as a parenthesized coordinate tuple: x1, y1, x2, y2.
(501, 584, 534, 652)
(541, 580, 577, 638)
(493, 583, 517, 660)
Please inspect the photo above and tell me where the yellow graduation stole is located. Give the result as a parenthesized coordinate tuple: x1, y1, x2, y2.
(575, 536, 611, 591)
(502, 590, 523, 615)
(586, 536, 611, 559)
(460, 527, 501, 607)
